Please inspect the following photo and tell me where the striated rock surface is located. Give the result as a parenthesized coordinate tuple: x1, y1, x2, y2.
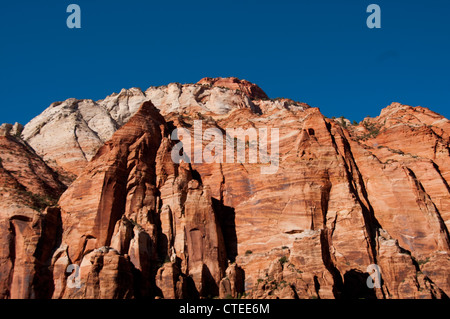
(51, 101, 230, 299)
(1, 78, 449, 299)
(0, 128, 65, 298)
(21, 78, 272, 178)
(197, 77, 269, 100)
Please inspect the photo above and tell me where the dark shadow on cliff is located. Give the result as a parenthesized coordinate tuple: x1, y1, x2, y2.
(341, 270, 377, 299)
(201, 264, 219, 298)
(33, 207, 63, 298)
(212, 198, 237, 263)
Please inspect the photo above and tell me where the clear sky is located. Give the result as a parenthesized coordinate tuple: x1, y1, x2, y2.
(1, 0, 449, 125)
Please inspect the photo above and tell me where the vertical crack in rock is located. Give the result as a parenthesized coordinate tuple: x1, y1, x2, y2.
(51, 101, 234, 298)
(403, 166, 450, 250)
(327, 123, 381, 265)
(2, 79, 450, 299)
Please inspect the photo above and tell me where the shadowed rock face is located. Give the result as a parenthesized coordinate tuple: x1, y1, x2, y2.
(52, 101, 229, 299)
(1, 78, 449, 299)
(0, 130, 66, 299)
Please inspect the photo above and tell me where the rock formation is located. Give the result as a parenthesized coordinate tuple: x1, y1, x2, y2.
(50, 101, 231, 299)
(0, 77, 449, 299)
(0, 128, 65, 298)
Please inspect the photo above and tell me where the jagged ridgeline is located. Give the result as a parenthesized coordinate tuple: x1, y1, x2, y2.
(0, 77, 449, 299)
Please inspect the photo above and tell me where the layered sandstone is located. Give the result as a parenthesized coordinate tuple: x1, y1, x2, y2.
(52, 101, 232, 299)
(21, 79, 270, 178)
(197, 77, 269, 100)
(0, 129, 65, 298)
(1, 78, 449, 299)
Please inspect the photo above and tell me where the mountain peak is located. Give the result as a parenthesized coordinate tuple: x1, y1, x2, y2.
(1, 77, 450, 299)
(197, 77, 269, 100)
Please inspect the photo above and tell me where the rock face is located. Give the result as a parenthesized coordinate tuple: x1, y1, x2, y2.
(0, 129, 65, 299)
(197, 77, 269, 100)
(21, 79, 270, 179)
(1, 78, 449, 299)
(51, 101, 230, 299)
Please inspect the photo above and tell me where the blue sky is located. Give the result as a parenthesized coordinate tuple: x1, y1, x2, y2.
(0, 0, 449, 125)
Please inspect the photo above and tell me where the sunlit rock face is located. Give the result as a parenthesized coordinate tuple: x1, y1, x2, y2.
(1, 78, 448, 299)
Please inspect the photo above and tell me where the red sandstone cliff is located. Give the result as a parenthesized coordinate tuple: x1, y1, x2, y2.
(0, 124, 66, 298)
(0, 78, 449, 299)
